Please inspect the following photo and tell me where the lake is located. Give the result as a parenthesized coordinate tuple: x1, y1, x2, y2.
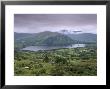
(21, 44, 85, 52)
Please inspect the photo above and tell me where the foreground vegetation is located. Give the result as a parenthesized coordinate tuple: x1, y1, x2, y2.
(14, 46, 97, 76)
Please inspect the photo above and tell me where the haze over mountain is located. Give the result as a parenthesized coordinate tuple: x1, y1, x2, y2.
(59, 29, 83, 34)
(14, 14, 97, 50)
(58, 30, 97, 43)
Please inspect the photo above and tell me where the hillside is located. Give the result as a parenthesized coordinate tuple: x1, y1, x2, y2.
(42, 34, 74, 46)
(14, 31, 74, 49)
(14, 32, 34, 40)
(67, 33, 97, 43)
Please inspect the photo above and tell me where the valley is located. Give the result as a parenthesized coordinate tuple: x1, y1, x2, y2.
(14, 31, 97, 76)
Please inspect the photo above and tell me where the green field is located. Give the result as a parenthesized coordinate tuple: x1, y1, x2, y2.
(14, 47, 97, 76)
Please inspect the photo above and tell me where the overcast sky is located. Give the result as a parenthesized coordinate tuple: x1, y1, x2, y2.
(14, 14, 97, 34)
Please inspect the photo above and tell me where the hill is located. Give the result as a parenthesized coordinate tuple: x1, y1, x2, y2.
(14, 31, 74, 49)
(67, 33, 97, 43)
(42, 34, 74, 46)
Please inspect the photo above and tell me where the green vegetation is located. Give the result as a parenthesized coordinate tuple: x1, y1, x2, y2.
(14, 31, 74, 48)
(14, 31, 97, 76)
(42, 34, 74, 46)
(14, 47, 97, 76)
(14, 31, 97, 50)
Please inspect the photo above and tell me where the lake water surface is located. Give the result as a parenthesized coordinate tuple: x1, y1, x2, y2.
(21, 44, 85, 52)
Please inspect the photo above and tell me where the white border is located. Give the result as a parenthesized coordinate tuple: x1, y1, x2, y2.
(5, 5, 106, 85)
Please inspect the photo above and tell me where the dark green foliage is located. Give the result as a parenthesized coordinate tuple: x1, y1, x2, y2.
(14, 47, 97, 76)
(43, 53, 50, 62)
(42, 34, 74, 46)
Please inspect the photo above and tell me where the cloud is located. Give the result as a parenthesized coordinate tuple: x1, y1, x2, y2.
(14, 14, 97, 33)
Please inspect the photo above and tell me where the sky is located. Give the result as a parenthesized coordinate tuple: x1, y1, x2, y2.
(14, 14, 97, 34)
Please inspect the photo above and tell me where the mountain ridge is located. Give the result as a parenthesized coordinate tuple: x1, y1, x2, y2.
(14, 31, 97, 50)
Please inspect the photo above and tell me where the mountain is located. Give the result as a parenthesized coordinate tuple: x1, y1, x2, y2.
(14, 31, 97, 50)
(14, 32, 34, 40)
(58, 29, 96, 43)
(67, 33, 97, 43)
(42, 34, 74, 46)
(14, 31, 74, 49)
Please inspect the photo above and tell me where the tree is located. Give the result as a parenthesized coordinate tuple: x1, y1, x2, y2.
(43, 53, 50, 62)
(54, 55, 68, 65)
